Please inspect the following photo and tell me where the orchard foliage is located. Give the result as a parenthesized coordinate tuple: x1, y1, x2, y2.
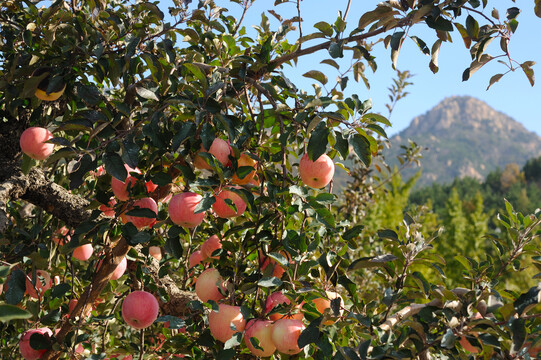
(0, 0, 540, 359)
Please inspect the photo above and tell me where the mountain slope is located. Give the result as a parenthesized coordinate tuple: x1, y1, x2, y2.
(386, 96, 541, 186)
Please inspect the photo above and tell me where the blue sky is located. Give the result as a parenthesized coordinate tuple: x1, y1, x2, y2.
(168, 1, 541, 137)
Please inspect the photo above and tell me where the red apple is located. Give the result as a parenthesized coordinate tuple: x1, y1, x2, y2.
(299, 153, 335, 189)
(111, 165, 142, 201)
(260, 256, 285, 279)
(99, 198, 117, 218)
(125, 197, 158, 229)
(19, 127, 54, 160)
(168, 192, 206, 228)
(244, 319, 276, 357)
(149, 246, 162, 261)
(122, 291, 159, 329)
(19, 327, 53, 360)
(271, 318, 305, 355)
(193, 138, 231, 170)
(312, 290, 344, 324)
(201, 235, 222, 259)
(265, 291, 304, 321)
(208, 304, 246, 343)
(68, 298, 92, 318)
(111, 257, 127, 280)
(52, 226, 70, 245)
(212, 188, 246, 218)
(72, 243, 94, 261)
(195, 268, 226, 303)
(232, 152, 257, 185)
(189, 250, 203, 268)
(25, 270, 52, 299)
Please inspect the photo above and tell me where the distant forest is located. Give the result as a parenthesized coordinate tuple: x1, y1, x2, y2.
(342, 156, 541, 289)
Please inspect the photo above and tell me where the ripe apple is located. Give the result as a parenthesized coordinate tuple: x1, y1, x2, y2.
(212, 188, 246, 218)
(122, 291, 159, 329)
(265, 291, 304, 321)
(208, 304, 246, 343)
(68, 298, 92, 318)
(244, 319, 276, 357)
(201, 235, 222, 259)
(195, 268, 227, 303)
(149, 246, 162, 261)
(193, 138, 231, 170)
(271, 318, 306, 355)
(125, 197, 158, 229)
(298, 153, 335, 189)
(168, 192, 206, 228)
(52, 226, 71, 245)
(111, 257, 127, 280)
(232, 152, 257, 185)
(189, 250, 203, 268)
(19, 327, 53, 360)
(19, 127, 54, 160)
(111, 165, 142, 201)
(33, 68, 66, 101)
(99, 198, 117, 218)
(260, 256, 285, 279)
(312, 290, 344, 325)
(26, 270, 52, 299)
(72, 243, 94, 261)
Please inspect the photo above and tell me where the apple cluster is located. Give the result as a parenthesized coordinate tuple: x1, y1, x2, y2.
(17, 126, 337, 358)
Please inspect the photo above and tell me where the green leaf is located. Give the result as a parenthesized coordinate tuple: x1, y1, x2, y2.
(350, 134, 371, 167)
(194, 193, 216, 214)
(314, 21, 333, 36)
(30, 332, 52, 351)
(136, 87, 159, 101)
(321, 59, 340, 69)
(76, 83, 103, 106)
(342, 225, 364, 241)
(441, 329, 456, 349)
(362, 113, 391, 127)
(487, 73, 504, 90)
(303, 70, 328, 85)
(183, 63, 208, 88)
(5, 269, 26, 305)
(172, 121, 196, 151)
(298, 322, 321, 348)
(466, 15, 479, 40)
(103, 152, 127, 181)
(307, 122, 329, 161)
(514, 285, 540, 315)
(510, 317, 526, 354)
(506, 7, 520, 20)
(156, 316, 185, 329)
(258, 277, 283, 287)
(129, 232, 151, 245)
(430, 39, 442, 73)
(165, 237, 183, 259)
(223, 332, 242, 350)
(125, 208, 157, 218)
(329, 41, 344, 58)
(348, 254, 398, 271)
(315, 207, 335, 228)
(426, 15, 453, 32)
(410, 36, 430, 55)
(51, 283, 71, 298)
(521, 61, 535, 86)
(0, 304, 32, 322)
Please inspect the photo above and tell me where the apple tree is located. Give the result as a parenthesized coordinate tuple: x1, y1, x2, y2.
(0, 0, 540, 359)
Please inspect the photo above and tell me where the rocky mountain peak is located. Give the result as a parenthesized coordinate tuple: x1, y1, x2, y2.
(387, 96, 541, 186)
